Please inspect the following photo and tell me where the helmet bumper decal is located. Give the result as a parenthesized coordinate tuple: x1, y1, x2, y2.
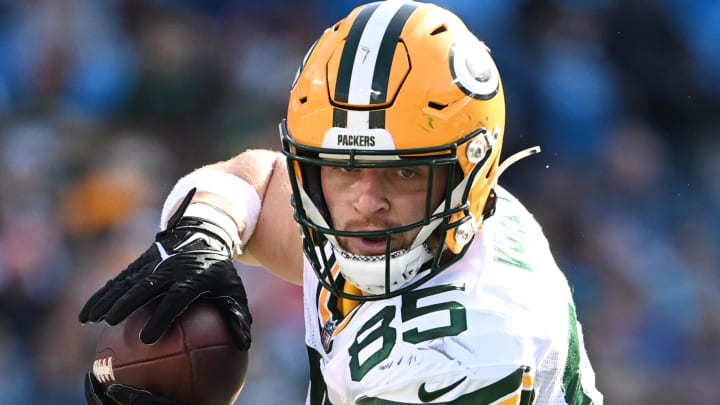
(321, 127, 397, 160)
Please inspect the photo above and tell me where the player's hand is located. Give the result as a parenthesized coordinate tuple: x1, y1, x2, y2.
(78, 188, 252, 350)
(85, 372, 180, 405)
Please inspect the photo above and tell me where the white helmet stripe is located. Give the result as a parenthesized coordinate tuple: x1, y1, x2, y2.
(335, 1, 419, 131)
(347, 1, 407, 105)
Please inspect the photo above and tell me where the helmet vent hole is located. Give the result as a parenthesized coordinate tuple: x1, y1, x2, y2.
(299, 96, 308, 104)
(428, 101, 447, 110)
(430, 25, 447, 36)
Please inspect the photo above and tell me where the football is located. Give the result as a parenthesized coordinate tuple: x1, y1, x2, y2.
(93, 301, 248, 405)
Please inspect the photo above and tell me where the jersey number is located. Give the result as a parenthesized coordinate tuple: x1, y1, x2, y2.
(348, 283, 467, 381)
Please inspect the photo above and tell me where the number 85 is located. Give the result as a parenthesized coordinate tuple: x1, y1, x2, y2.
(348, 283, 468, 381)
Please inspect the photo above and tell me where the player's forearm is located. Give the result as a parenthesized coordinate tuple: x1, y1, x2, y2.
(193, 149, 282, 240)
(161, 149, 304, 284)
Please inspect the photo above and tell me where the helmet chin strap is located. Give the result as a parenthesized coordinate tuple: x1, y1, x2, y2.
(498, 146, 541, 177)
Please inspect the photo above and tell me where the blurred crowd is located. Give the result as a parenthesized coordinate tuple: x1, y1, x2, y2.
(0, 0, 718, 403)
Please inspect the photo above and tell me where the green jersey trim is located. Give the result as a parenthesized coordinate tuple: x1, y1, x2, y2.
(562, 303, 599, 405)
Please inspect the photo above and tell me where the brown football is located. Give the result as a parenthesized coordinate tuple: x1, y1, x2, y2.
(93, 301, 248, 405)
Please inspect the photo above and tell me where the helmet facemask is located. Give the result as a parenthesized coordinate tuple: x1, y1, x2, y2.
(282, 121, 496, 301)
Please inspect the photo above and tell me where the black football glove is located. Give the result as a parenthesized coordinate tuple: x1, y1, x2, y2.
(85, 372, 180, 405)
(78, 188, 252, 350)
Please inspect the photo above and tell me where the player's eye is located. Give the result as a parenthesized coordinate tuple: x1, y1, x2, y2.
(340, 167, 357, 173)
(397, 168, 419, 178)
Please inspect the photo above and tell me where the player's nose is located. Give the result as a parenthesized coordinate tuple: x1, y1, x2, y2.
(352, 169, 390, 217)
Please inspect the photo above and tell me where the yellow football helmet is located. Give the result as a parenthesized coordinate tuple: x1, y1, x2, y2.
(281, 0, 506, 300)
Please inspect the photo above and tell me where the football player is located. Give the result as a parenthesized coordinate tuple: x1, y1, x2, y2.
(80, 1, 603, 404)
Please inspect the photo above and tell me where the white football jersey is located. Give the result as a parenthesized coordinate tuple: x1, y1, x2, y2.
(302, 186, 603, 404)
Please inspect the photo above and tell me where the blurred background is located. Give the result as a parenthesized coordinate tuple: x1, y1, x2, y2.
(0, 0, 718, 403)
